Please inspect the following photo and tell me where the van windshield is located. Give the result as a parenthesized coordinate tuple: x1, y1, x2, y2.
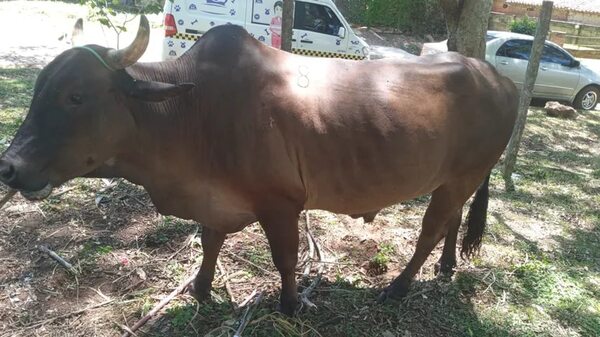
(294, 1, 343, 36)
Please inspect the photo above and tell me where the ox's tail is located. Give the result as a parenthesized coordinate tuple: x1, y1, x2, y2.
(460, 173, 491, 259)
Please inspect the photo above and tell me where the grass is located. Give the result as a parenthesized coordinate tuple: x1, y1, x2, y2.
(367, 242, 395, 275)
(145, 216, 196, 247)
(0, 68, 38, 149)
(0, 63, 599, 336)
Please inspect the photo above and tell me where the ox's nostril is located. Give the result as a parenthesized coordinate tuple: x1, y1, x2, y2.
(0, 160, 16, 183)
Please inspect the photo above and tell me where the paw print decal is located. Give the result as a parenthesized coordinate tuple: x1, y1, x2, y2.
(174, 5, 181, 11)
(180, 42, 186, 48)
(168, 40, 174, 47)
(230, 9, 236, 15)
(351, 40, 359, 45)
(336, 39, 341, 45)
(265, 9, 270, 15)
(210, 21, 215, 26)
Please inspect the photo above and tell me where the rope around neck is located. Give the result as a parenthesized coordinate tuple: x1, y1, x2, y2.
(72, 46, 116, 72)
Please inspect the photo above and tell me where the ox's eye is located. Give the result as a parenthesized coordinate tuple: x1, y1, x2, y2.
(69, 94, 83, 105)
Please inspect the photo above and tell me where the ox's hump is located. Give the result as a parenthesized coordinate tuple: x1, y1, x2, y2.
(192, 25, 258, 66)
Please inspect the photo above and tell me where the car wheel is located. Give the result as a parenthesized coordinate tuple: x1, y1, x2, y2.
(574, 86, 599, 110)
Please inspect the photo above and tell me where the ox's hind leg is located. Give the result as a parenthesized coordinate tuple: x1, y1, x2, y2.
(434, 208, 463, 275)
(378, 178, 482, 302)
(258, 206, 301, 316)
(190, 226, 226, 302)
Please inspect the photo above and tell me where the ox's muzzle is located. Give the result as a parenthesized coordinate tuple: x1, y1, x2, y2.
(0, 157, 53, 200)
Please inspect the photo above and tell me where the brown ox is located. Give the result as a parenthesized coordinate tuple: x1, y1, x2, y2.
(0, 17, 517, 315)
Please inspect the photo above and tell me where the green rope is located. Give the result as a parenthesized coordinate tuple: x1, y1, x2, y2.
(72, 46, 116, 72)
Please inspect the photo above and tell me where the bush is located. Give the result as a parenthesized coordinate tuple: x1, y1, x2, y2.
(335, 0, 369, 25)
(336, 0, 446, 35)
(509, 16, 537, 35)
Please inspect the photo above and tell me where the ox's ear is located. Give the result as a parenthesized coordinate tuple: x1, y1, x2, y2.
(71, 18, 84, 46)
(127, 80, 195, 102)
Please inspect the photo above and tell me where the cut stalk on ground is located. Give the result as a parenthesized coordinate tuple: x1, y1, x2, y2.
(120, 271, 198, 337)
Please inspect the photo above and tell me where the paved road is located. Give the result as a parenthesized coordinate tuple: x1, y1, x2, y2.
(369, 45, 416, 60)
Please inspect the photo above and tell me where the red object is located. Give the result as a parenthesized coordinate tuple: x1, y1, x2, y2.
(164, 14, 177, 37)
(270, 16, 282, 49)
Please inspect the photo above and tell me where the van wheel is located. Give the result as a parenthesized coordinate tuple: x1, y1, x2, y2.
(574, 86, 599, 110)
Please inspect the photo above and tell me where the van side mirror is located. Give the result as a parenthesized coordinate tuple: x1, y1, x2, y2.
(338, 26, 346, 39)
(570, 59, 580, 68)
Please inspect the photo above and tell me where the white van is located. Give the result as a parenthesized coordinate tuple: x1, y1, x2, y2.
(162, 0, 370, 60)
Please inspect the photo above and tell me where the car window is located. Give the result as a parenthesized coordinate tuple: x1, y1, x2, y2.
(541, 44, 572, 66)
(496, 39, 532, 60)
(294, 1, 343, 36)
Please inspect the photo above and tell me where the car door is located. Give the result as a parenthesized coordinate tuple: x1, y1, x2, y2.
(495, 39, 531, 91)
(292, 1, 349, 57)
(537, 44, 581, 99)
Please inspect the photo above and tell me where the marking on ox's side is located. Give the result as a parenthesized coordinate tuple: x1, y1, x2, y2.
(297, 65, 310, 88)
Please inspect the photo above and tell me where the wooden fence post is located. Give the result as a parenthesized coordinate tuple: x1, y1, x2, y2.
(281, 0, 294, 52)
(502, 1, 554, 191)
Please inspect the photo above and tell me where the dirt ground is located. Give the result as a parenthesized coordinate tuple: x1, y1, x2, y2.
(1, 2, 599, 337)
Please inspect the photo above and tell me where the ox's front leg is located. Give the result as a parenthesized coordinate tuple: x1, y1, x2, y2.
(190, 226, 226, 302)
(258, 208, 300, 316)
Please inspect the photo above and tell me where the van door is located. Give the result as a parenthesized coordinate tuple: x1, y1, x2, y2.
(163, 0, 246, 59)
(292, 1, 349, 58)
(180, 0, 245, 35)
(245, 0, 298, 50)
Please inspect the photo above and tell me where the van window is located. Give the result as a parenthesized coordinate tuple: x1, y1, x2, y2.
(294, 1, 343, 36)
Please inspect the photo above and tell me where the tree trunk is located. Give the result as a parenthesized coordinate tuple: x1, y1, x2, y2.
(502, 1, 554, 191)
(438, 0, 493, 59)
(281, 0, 294, 52)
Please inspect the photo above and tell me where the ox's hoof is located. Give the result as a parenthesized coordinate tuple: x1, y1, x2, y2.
(187, 282, 211, 303)
(376, 282, 410, 303)
(434, 260, 456, 277)
(277, 298, 299, 317)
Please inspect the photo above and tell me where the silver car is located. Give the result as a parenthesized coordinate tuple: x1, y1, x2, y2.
(421, 31, 600, 110)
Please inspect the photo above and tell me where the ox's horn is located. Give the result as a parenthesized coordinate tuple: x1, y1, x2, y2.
(106, 15, 150, 69)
